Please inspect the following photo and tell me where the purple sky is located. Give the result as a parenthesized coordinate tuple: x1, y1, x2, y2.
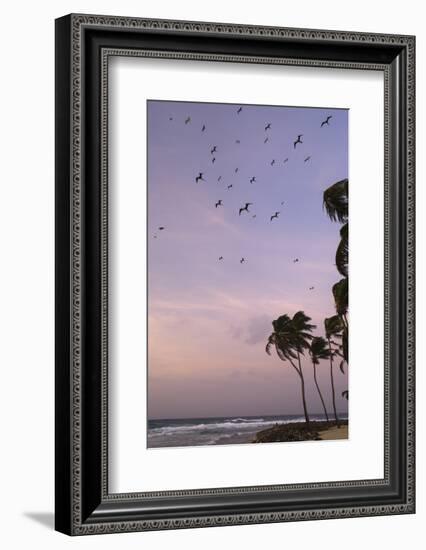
(147, 100, 348, 420)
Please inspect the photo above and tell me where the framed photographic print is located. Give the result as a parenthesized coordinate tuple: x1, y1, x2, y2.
(55, 14, 415, 535)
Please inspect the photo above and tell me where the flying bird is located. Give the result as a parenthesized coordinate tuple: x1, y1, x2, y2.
(201, 124, 206, 132)
(237, 106, 243, 114)
(293, 258, 299, 263)
(211, 146, 217, 154)
(271, 159, 275, 166)
(215, 200, 223, 208)
(309, 286, 315, 290)
(153, 235, 157, 239)
(321, 115, 332, 127)
(212, 157, 216, 163)
(195, 172, 204, 183)
(270, 212, 280, 221)
(250, 177, 256, 184)
(304, 156, 311, 162)
(185, 116, 191, 124)
(219, 256, 223, 260)
(293, 135, 303, 148)
(240, 257, 245, 264)
(281, 201, 285, 205)
(235, 139, 241, 144)
(169, 117, 173, 121)
(158, 227, 165, 231)
(235, 167, 239, 173)
(252, 214, 257, 218)
(239, 202, 252, 216)
(217, 176, 222, 182)
(283, 158, 289, 163)
(265, 123, 271, 131)
(264, 137, 269, 144)
(227, 184, 233, 190)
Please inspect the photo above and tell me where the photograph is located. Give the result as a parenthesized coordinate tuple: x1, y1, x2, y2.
(147, 100, 349, 448)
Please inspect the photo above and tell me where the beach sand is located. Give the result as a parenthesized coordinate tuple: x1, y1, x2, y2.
(318, 425, 348, 440)
(252, 420, 348, 443)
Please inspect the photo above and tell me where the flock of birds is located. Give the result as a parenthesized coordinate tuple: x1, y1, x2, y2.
(154, 105, 334, 290)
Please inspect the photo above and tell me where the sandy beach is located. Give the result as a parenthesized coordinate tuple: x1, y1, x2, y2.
(318, 425, 348, 440)
(253, 420, 348, 443)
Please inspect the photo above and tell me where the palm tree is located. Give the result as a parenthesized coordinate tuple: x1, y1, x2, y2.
(323, 179, 348, 223)
(332, 278, 348, 365)
(324, 316, 344, 427)
(266, 311, 315, 427)
(336, 222, 348, 277)
(324, 178, 349, 402)
(332, 278, 348, 321)
(308, 337, 330, 423)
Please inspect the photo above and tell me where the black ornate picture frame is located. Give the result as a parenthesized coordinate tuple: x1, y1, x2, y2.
(55, 14, 415, 535)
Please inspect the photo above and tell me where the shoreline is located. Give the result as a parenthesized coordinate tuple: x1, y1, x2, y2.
(252, 420, 348, 443)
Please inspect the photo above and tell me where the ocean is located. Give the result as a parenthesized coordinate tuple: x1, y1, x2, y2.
(147, 414, 348, 448)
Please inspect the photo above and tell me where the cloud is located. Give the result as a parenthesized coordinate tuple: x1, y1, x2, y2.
(245, 315, 272, 345)
(230, 314, 272, 346)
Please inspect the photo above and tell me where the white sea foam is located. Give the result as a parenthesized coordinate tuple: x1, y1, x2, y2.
(147, 414, 348, 447)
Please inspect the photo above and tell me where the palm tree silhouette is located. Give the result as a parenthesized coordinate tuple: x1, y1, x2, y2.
(336, 222, 348, 277)
(324, 178, 349, 401)
(324, 315, 344, 427)
(309, 337, 330, 423)
(266, 311, 315, 427)
(332, 278, 348, 368)
(333, 278, 348, 329)
(323, 179, 348, 223)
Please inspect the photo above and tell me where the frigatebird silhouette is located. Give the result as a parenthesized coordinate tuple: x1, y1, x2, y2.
(294, 135, 303, 148)
(195, 172, 204, 183)
(185, 116, 191, 124)
(215, 200, 223, 208)
(239, 203, 252, 216)
(321, 115, 332, 127)
(270, 212, 280, 221)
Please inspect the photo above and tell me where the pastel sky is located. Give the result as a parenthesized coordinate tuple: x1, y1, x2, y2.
(147, 100, 348, 420)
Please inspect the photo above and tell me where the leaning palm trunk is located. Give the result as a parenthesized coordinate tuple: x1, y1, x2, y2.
(327, 337, 340, 427)
(312, 363, 329, 423)
(296, 352, 311, 428)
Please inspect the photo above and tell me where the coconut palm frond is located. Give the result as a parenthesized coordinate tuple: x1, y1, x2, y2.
(324, 315, 344, 339)
(265, 334, 276, 356)
(292, 311, 316, 342)
(309, 336, 331, 364)
(336, 222, 349, 277)
(323, 179, 348, 223)
(332, 278, 348, 317)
